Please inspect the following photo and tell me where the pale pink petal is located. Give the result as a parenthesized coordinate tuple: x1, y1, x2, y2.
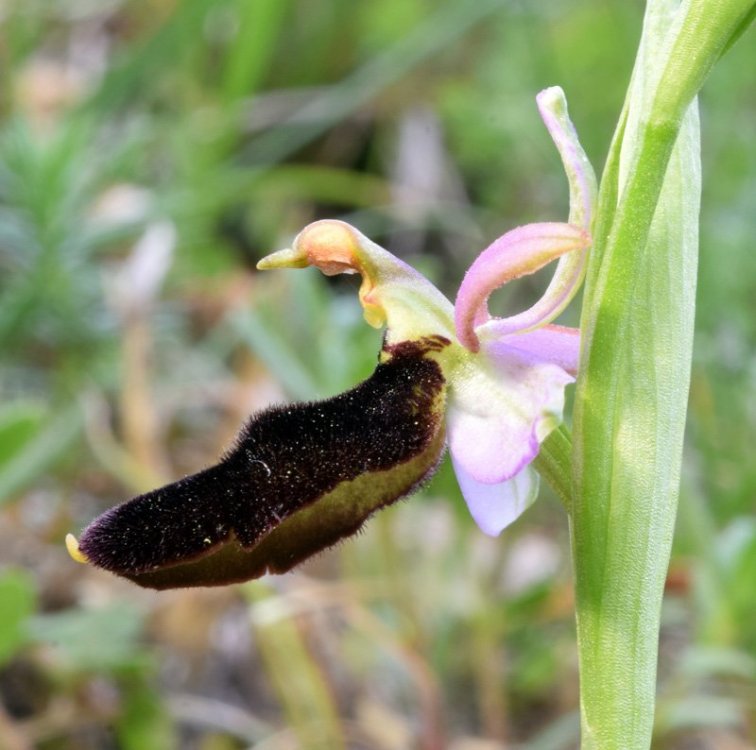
(478, 324, 580, 376)
(536, 86, 596, 230)
(446, 340, 574, 484)
(454, 222, 588, 352)
(451, 458, 539, 536)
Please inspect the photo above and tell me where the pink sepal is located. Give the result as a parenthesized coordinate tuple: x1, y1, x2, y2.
(451, 457, 539, 536)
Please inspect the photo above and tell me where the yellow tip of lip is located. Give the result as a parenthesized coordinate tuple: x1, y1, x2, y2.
(65, 533, 89, 564)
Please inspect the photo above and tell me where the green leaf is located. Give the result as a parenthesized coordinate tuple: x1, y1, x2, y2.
(572, 1, 700, 748)
(0, 404, 82, 507)
(240, 0, 511, 166)
(0, 568, 37, 667)
(27, 603, 147, 673)
(246, 582, 346, 750)
(117, 687, 177, 750)
(221, 0, 290, 106)
(0, 401, 46, 464)
(230, 308, 322, 400)
(572, 1, 756, 747)
(81, 0, 212, 114)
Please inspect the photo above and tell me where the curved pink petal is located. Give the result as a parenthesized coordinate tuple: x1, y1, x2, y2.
(446, 338, 574, 484)
(454, 222, 588, 352)
(452, 458, 539, 536)
(454, 89, 595, 355)
(480, 88, 596, 344)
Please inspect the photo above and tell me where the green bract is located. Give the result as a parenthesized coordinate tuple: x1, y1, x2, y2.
(571, 1, 754, 748)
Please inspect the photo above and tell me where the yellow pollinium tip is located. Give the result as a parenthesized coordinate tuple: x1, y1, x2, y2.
(66, 533, 89, 564)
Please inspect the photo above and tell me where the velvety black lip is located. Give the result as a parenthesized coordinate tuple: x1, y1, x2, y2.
(78, 341, 446, 578)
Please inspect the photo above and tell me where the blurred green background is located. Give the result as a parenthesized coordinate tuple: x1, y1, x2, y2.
(0, 1, 754, 749)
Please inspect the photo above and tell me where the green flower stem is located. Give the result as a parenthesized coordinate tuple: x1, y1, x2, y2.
(573, 105, 699, 750)
(571, 1, 754, 749)
(655, 0, 756, 118)
(534, 426, 572, 512)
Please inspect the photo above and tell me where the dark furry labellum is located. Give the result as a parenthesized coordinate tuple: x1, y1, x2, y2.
(74, 338, 448, 589)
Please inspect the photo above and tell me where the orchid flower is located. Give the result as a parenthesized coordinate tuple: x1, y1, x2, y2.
(66, 87, 595, 589)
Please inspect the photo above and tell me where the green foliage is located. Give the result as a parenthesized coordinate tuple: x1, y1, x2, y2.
(0, 403, 82, 506)
(117, 685, 177, 750)
(571, 2, 754, 748)
(26, 603, 148, 673)
(0, 569, 36, 666)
